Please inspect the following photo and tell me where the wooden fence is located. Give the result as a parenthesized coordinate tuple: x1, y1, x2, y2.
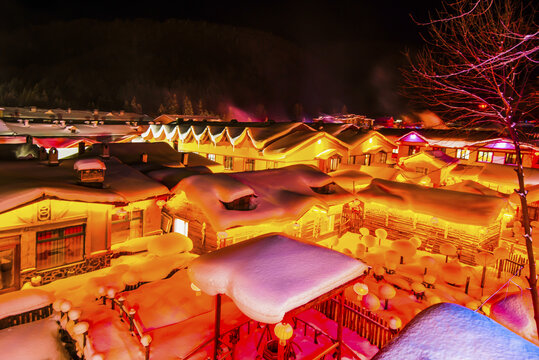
(315, 298, 395, 349)
(0, 303, 53, 330)
(494, 253, 528, 276)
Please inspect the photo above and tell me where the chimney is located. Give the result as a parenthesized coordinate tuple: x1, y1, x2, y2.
(120, 110, 125, 116)
(67, 108, 72, 114)
(48, 147, 59, 166)
(140, 152, 148, 163)
(78, 142, 85, 156)
(38, 147, 47, 161)
(74, 158, 106, 187)
(30, 106, 37, 112)
(181, 153, 189, 165)
(23, 119, 29, 127)
(101, 143, 110, 159)
(93, 109, 99, 116)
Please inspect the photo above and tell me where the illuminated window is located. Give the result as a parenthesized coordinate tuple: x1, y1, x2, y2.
(363, 154, 371, 166)
(379, 152, 387, 164)
(505, 153, 517, 165)
(477, 151, 493, 163)
(329, 157, 340, 171)
(36, 225, 85, 270)
(408, 146, 420, 156)
(173, 218, 189, 236)
(392, 148, 398, 154)
(111, 209, 143, 244)
(245, 158, 255, 171)
(224, 156, 233, 170)
(348, 155, 356, 165)
(456, 149, 470, 159)
(207, 153, 216, 161)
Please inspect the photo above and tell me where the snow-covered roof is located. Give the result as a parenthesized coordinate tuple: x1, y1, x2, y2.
(0, 157, 169, 213)
(329, 169, 373, 193)
(81, 142, 184, 166)
(3, 122, 141, 138)
(262, 131, 347, 160)
(73, 158, 106, 171)
(373, 303, 539, 360)
(171, 165, 355, 231)
(478, 163, 539, 188)
(188, 234, 367, 324)
(440, 180, 507, 197)
(356, 178, 508, 226)
(399, 150, 459, 169)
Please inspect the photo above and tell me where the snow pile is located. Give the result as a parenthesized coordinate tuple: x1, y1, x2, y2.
(0, 318, 68, 360)
(490, 290, 538, 344)
(0, 288, 54, 319)
(479, 163, 539, 188)
(147, 232, 193, 256)
(356, 178, 508, 226)
(73, 158, 106, 171)
(372, 303, 539, 360)
(112, 232, 193, 255)
(189, 234, 367, 324)
(123, 270, 214, 331)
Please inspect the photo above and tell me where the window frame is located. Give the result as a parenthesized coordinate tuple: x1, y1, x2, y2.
(504, 152, 517, 165)
(224, 156, 233, 170)
(245, 158, 255, 171)
(477, 150, 493, 163)
(456, 148, 470, 160)
(379, 152, 387, 164)
(36, 224, 86, 270)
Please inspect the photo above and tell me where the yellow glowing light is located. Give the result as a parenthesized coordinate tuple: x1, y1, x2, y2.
(156, 199, 166, 208)
(274, 322, 293, 346)
(353, 283, 369, 300)
(317, 139, 322, 145)
(369, 138, 373, 144)
(190, 283, 202, 296)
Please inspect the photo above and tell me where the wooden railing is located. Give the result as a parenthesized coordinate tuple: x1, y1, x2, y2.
(102, 295, 151, 360)
(315, 298, 396, 349)
(294, 317, 362, 360)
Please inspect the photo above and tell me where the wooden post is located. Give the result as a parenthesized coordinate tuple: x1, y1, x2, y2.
(337, 291, 344, 360)
(214, 294, 222, 360)
(277, 337, 284, 360)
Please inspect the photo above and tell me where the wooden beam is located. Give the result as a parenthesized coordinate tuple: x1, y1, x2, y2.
(337, 291, 344, 360)
(214, 293, 221, 360)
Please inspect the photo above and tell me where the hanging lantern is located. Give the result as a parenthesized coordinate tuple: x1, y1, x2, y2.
(353, 283, 369, 301)
(274, 322, 293, 346)
(190, 283, 202, 296)
(388, 316, 402, 330)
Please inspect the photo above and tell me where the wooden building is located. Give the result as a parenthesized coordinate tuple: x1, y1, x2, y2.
(353, 179, 512, 265)
(141, 121, 397, 174)
(163, 165, 355, 253)
(0, 146, 169, 292)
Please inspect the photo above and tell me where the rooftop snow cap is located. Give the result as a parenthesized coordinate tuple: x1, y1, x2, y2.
(74, 158, 106, 186)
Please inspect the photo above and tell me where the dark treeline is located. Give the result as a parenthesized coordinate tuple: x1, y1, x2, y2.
(0, 18, 407, 119)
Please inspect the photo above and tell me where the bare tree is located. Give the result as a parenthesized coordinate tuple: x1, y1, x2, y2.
(403, 0, 538, 335)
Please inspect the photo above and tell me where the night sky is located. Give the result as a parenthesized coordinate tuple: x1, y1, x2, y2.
(2, 0, 444, 118)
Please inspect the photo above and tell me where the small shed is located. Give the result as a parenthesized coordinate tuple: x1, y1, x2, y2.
(188, 234, 368, 359)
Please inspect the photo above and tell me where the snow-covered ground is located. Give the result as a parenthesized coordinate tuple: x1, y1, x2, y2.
(0, 318, 69, 360)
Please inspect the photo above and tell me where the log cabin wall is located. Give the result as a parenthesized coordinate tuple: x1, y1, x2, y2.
(357, 203, 501, 265)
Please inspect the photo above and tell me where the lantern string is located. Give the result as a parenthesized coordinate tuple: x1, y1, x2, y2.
(475, 264, 526, 312)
